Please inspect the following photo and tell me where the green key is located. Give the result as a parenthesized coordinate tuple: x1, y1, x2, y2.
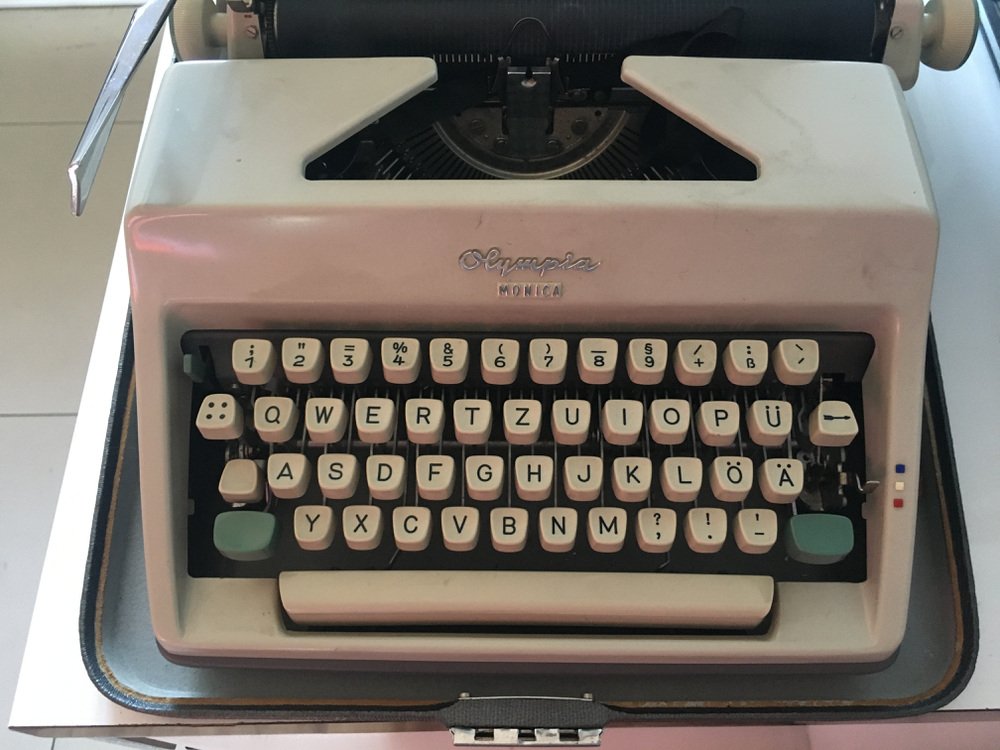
(214, 511, 277, 562)
(786, 514, 854, 565)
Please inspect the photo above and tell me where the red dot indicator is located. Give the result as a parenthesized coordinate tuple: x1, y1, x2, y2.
(893, 498, 904, 509)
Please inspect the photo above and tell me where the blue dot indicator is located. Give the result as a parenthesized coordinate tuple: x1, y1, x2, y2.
(895, 463, 906, 474)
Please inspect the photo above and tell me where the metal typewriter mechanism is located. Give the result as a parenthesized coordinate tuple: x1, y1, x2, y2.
(74, 0, 977, 668)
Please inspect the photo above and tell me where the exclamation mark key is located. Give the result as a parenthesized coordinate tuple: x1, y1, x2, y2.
(684, 507, 727, 553)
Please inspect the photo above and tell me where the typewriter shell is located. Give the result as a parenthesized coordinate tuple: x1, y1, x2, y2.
(124, 55, 937, 665)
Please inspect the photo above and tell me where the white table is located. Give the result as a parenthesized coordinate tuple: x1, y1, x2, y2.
(10, 27, 1000, 749)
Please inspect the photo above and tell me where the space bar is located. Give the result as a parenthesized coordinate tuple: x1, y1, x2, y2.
(279, 570, 774, 629)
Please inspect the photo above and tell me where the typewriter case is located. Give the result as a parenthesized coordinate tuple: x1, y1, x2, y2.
(124, 54, 937, 667)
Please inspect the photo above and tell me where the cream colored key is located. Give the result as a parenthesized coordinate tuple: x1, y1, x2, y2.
(514, 455, 554, 501)
(490, 507, 529, 552)
(366, 455, 406, 500)
(294, 505, 335, 551)
(660, 457, 702, 502)
(218, 458, 263, 503)
(282, 337, 324, 384)
(481, 338, 519, 385)
(747, 400, 792, 447)
(710, 456, 754, 502)
(267, 453, 311, 499)
(453, 399, 492, 444)
(588, 508, 627, 553)
(393, 506, 432, 552)
(503, 399, 543, 444)
(330, 338, 372, 384)
(809, 401, 859, 447)
(723, 339, 768, 386)
(232, 339, 276, 386)
(563, 456, 603, 502)
(600, 399, 643, 445)
(674, 339, 717, 386)
(774, 339, 819, 386)
(539, 508, 578, 553)
(429, 338, 469, 384)
(354, 397, 395, 443)
(305, 397, 347, 443)
(528, 338, 568, 384)
(317, 454, 360, 500)
(625, 338, 667, 386)
(637, 507, 677, 553)
(578, 338, 618, 384)
(196, 394, 244, 441)
(551, 399, 591, 445)
(696, 401, 739, 447)
(466, 455, 504, 501)
(343, 505, 382, 550)
(442, 507, 479, 551)
(254, 396, 298, 443)
(758, 458, 804, 504)
(648, 399, 690, 445)
(416, 455, 455, 500)
(685, 507, 727, 553)
(735, 508, 778, 554)
(381, 337, 421, 384)
(406, 398, 445, 444)
(612, 457, 652, 502)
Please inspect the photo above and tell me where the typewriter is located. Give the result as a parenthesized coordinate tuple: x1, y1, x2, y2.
(72, 0, 978, 668)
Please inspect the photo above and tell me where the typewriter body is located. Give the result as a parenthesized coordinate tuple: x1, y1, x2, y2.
(79, 0, 977, 668)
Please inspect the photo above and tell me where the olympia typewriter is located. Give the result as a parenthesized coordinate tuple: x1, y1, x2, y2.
(71, 0, 978, 669)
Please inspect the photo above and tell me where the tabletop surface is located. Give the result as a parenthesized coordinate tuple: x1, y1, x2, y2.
(9, 25, 1000, 743)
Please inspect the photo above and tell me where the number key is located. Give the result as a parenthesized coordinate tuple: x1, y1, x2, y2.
(429, 338, 469, 384)
(481, 338, 519, 384)
(528, 338, 568, 384)
(232, 339, 276, 385)
(627, 338, 667, 385)
(330, 338, 372, 384)
(281, 337, 323, 384)
(381, 337, 421, 384)
(578, 338, 618, 384)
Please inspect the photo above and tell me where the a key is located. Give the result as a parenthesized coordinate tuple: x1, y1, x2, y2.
(196, 393, 244, 441)
(441, 507, 479, 552)
(392, 506, 432, 552)
(481, 338, 519, 385)
(267, 453, 311, 499)
(735, 508, 777, 554)
(648, 398, 690, 445)
(660, 457, 703, 502)
(453, 398, 492, 444)
(563, 456, 603, 502)
(466, 455, 504, 501)
(809, 401, 859, 447)
(304, 397, 347, 443)
(490, 507, 529, 552)
(282, 337, 324, 384)
(709, 456, 754, 502)
(539, 508, 578, 553)
(405, 398, 445, 444)
(746, 400, 792, 447)
(551, 399, 591, 445)
(600, 399, 643, 445)
(416, 454, 455, 501)
(514, 455, 554, 501)
(578, 338, 618, 384)
(294, 505, 336, 551)
(685, 507, 727, 553)
(774, 339, 819, 386)
(343, 505, 383, 551)
(786, 513, 854, 564)
(674, 339, 717, 386)
(354, 397, 395, 443)
(254, 396, 299, 444)
(381, 337, 421, 384)
(612, 457, 652, 502)
(723, 339, 768, 386)
(429, 338, 469, 384)
(627, 338, 668, 385)
(218, 458, 264, 503)
(366, 455, 406, 500)
(330, 338, 372, 384)
(528, 338, 568, 384)
(758, 458, 804, 504)
(588, 508, 627, 553)
(213, 511, 277, 562)
(232, 339, 276, 386)
(503, 399, 543, 444)
(637, 507, 677, 553)
(317, 454, 360, 500)
(696, 401, 739, 447)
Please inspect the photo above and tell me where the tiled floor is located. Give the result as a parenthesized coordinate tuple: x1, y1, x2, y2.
(1, 5, 154, 750)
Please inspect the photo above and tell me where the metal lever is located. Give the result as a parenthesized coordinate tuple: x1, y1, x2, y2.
(68, 0, 176, 216)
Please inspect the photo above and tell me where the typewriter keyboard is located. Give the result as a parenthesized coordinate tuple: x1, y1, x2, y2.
(182, 331, 872, 631)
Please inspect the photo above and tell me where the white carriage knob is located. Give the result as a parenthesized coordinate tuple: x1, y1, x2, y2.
(921, 0, 979, 71)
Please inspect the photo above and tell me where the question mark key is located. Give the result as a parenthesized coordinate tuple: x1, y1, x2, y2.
(637, 508, 676, 553)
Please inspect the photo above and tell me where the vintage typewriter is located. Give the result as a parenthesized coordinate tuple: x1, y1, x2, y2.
(71, 0, 978, 668)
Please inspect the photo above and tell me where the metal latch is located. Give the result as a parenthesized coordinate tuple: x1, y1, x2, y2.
(447, 694, 605, 747)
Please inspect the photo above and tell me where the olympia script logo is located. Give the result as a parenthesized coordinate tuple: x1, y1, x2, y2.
(458, 247, 602, 277)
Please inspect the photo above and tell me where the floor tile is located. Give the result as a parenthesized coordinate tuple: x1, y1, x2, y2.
(0, 6, 155, 126)
(0, 122, 140, 415)
(1, 416, 74, 750)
